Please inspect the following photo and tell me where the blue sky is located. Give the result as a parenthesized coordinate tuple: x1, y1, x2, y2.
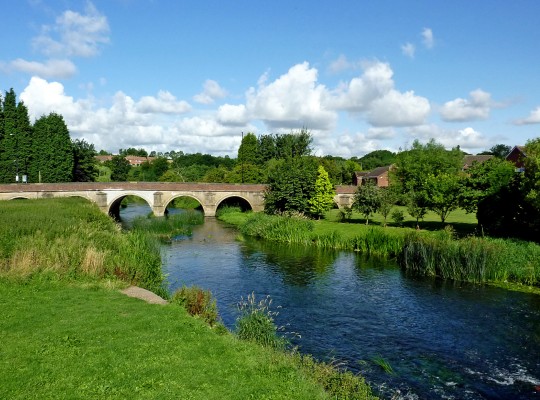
(1, 0, 540, 157)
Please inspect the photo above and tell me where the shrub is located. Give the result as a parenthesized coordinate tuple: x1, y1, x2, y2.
(171, 285, 219, 326)
(391, 209, 405, 226)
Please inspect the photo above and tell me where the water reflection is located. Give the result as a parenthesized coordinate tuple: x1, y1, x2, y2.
(240, 237, 338, 286)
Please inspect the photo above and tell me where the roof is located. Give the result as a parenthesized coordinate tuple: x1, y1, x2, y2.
(462, 155, 493, 169)
(363, 165, 390, 178)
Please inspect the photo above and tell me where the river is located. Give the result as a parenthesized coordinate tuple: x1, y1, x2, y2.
(122, 205, 540, 399)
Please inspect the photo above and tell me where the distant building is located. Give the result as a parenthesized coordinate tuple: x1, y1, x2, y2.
(94, 155, 157, 166)
(505, 146, 526, 172)
(462, 154, 493, 170)
(353, 166, 391, 187)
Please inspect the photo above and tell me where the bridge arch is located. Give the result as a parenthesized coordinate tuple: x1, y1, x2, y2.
(8, 196, 30, 200)
(164, 194, 205, 215)
(107, 193, 153, 219)
(216, 195, 253, 213)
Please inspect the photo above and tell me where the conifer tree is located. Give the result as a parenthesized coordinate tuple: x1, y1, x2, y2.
(308, 165, 335, 218)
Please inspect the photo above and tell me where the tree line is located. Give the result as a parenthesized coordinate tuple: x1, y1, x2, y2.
(0, 89, 97, 183)
(351, 139, 540, 242)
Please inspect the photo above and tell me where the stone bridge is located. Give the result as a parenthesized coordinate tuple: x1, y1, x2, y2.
(0, 182, 356, 217)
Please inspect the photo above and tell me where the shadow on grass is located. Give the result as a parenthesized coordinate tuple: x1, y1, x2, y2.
(341, 218, 478, 237)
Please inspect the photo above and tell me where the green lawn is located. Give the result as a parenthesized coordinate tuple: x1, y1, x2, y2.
(323, 206, 478, 237)
(0, 279, 329, 400)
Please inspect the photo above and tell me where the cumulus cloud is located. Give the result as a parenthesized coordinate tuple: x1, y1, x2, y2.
(514, 106, 540, 125)
(135, 91, 191, 114)
(217, 104, 248, 126)
(440, 89, 493, 122)
(18, 76, 250, 155)
(193, 79, 228, 104)
(1, 58, 77, 79)
(329, 61, 430, 127)
(422, 28, 434, 49)
(32, 2, 110, 58)
(408, 124, 489, 152)
(245, 62, 337, 130)
(401, 42, 415, 58)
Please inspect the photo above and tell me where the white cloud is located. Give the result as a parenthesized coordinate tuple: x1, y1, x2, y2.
(329, 61, 430, 127)
(18, 76, 249, 155)
(368, 90, 430, 127)
(422, 28, 434, 49)
(328, 54, 360, 74)
(135, 90, 191, 114)
(32, 2, 110, 58)
(1, 58, 76, 79)
(408, 124, 490, 152)
(401, 42, 415, 58)
(193, 80, 228, 104)
(514, 106, 540, 125)
(245, 62, 337, 130)
(440, 89, 493, 122)
(217, 104, 248, 126)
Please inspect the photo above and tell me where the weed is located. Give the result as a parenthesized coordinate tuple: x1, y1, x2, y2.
(171, 285, 219, 326)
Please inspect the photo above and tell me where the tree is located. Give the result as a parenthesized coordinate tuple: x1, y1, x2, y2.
(107, 155, 131, 181)
(424, 172, 462, 223)
(152, 157, 170, 180)
(72, 139, 98, 182)
(238, 132, 258, 165)
(378, 187, 397, 227)
(459, 158, 515, 215)
(226, 163, 264, 184)
(357, 150, 396, 171)
(308, 165, 336, 218)
(392, 139, 463, 194)
(274, 129, 313, 159)
(30, 113, 73, 183)
(522, 137, 540, 210)
(264, 156, 318, 215)
(353, 182, 381, 225)
(257, 134, 276, 163)
(489, 144, 512, 159)
(407, 190, 428, 229)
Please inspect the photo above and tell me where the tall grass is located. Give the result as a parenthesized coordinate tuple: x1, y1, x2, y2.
(131, 210, 204, 241)
(236, 212, 405, 258)
(0, 198, 167, 297)
(399, 233, 540, 286)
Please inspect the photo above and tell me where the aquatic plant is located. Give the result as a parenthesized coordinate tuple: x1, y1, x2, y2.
(399, 233, 540, 286)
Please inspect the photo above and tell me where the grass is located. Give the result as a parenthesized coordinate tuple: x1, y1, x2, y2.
(399, 233, 540, 286)
(0, 279, 332, 400)
(0, 198, 377, 399)
(218, 209, 540, 290)
(0, 197, 166, 296)
(131, 210, 204, 241)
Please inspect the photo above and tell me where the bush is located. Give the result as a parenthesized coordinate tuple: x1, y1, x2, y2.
(171, 285, 219, 326)
(391, 209, 405, 226)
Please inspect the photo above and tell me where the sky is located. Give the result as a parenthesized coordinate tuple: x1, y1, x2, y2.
(1, 0, 540, 158)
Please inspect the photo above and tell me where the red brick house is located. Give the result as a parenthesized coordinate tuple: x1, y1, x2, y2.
(505, 146, 526, 171)
(353, 166, 391, 187)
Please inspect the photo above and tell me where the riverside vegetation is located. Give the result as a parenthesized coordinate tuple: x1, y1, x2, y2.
(217, 207, 540, 292)
(0, 197, 376, 399)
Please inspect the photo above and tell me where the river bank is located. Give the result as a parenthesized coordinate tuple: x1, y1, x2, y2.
(217, 209, 540, 294)
(0, 198, 375, 400)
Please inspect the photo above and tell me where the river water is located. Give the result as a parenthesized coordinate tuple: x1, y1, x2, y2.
(122, 205, 540, 399)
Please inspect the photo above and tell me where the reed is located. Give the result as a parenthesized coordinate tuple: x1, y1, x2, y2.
(399, 234, 540, 286)
(131, 210, 203, 240)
